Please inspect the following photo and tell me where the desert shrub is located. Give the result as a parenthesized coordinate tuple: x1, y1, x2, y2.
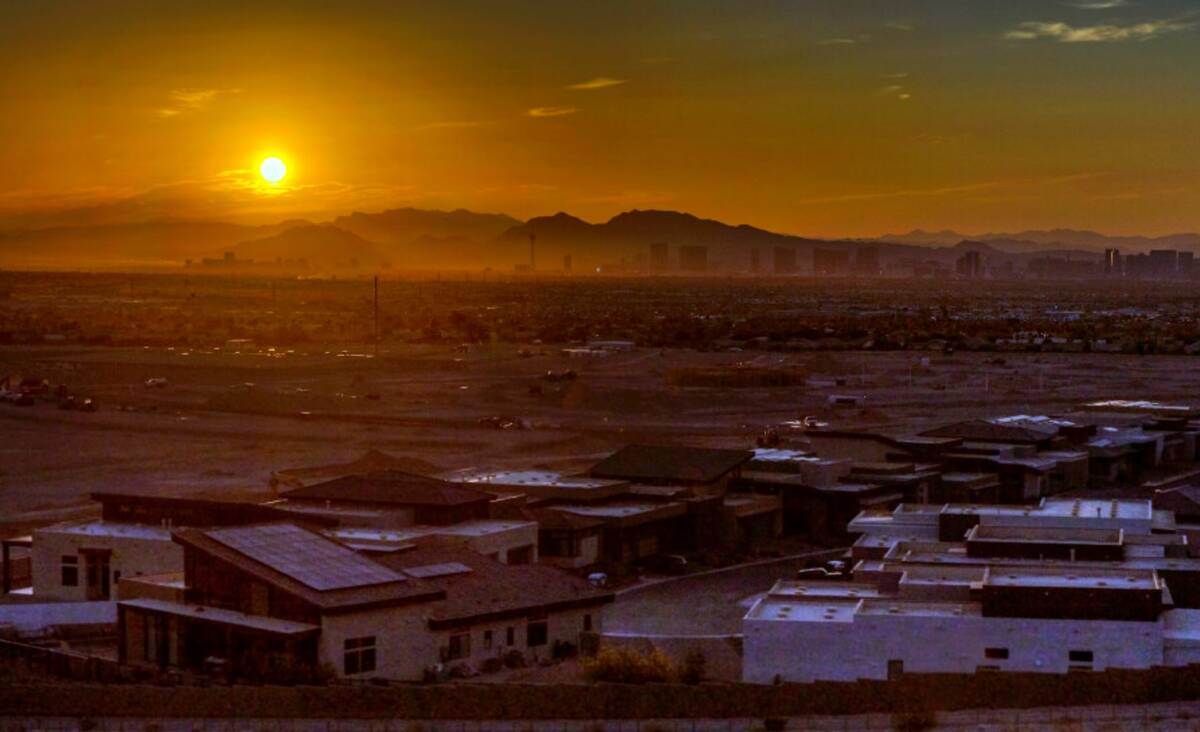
(678, 649, 706, 685)
(503, 649, 526, 668)
(582, 645, 675, 684)
(892, 708, 937, 732)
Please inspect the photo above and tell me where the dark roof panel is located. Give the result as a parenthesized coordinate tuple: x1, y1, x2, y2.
(281, 470, 493, 507)
(173, 523, 442, 612)
(589, 444, 752, 483)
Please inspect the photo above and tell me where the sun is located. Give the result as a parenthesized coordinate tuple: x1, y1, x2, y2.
(259, 157, 287, 184)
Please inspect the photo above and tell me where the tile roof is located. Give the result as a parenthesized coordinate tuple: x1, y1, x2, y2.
(589, 444, 752, 483)
(378, 546, 613, 628)
(921, 419, 1057, 444)
(280, 470, 493, 507)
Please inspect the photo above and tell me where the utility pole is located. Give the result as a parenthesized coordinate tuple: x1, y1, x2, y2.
(373, 274, 379, 355)
(529, 231, 536, 272)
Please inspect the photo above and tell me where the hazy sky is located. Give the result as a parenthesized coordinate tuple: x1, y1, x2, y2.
(1, 0, 1199, 237)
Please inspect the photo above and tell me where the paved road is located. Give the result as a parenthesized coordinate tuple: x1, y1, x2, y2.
(607, 550, 842, 636)
(8, 700, 1200, 730)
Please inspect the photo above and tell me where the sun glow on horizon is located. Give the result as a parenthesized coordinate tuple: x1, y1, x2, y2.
(259, 157, 287, 184)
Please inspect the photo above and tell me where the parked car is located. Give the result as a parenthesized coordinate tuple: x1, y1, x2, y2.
(647, 554, 688, 576)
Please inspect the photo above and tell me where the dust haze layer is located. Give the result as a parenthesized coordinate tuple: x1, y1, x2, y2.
(2, 204, 1193, 273)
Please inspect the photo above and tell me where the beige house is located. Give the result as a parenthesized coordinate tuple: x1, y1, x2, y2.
(119, 522, 611, 681)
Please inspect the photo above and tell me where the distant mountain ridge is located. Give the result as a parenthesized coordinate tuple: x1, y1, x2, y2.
(879, 228, 1200, 253)
(0, 202, 1196, 272)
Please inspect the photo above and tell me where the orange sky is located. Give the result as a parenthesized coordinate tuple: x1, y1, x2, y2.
(1, 0, 1199, 237)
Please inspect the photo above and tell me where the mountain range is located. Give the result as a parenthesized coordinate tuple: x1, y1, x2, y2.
(0, 205, 1197, 273)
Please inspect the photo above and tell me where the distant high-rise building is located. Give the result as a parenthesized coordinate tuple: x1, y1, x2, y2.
(1104, 248, 1121, 276)
(813, 249, 850, 277)
(649, 242, 669, 271)
(563, 254, 572, 273)
(955, 251, 983, 279)
(678, 245, 708, 273)
(750, 248, 761, 273)
(773, 246, 798, 275)
(1149, 250, 1179, 279)
(855, 246, 881, 276)
(1179, 251, 1194, 278)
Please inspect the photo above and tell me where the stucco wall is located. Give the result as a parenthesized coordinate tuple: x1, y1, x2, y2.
(744, 610, 1164, 683)
(319, 604, 602, 680)
(32, 529, 182, 602)
(320, 605, 434, 681)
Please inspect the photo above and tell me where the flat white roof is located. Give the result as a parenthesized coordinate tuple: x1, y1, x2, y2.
(552, 503, 678, 518)
(750, 448, 820, 463)
(766, 580, 883, 600)
(329, 520, 535, 543)
(0, 601, 116, 633)
(39, 521, 172, 541)
(1085, 399, 1194, 413)
(750, 598, 861, 622)
(984, 567, 1158, 591)
(447, 469, 625, 490)
(858, 600, 980, 618)
(1038, 498, 1153, 521)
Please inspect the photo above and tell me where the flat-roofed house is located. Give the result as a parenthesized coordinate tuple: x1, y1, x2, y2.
(326, 520, 539, 565)
(744, 566, 1196, 684)
(528, 507, 606, 569)
(25, 491, 331, 602)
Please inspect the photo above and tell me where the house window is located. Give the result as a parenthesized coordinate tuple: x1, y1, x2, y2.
(527, 620, 548, 648)
(61, 556, 79, 587)
(446, 633, 471, 661)
(1069, 650, 1094, 664)
(483, 630, 493, 650)
(984, 648, 1009, 660)
(506, 626, 515, 646)
(343, 636, 376, 675)
(583, 614, 593, 632)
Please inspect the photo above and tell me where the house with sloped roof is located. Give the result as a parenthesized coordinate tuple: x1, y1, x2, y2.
(117, 522, 610, 681)
(277, 470, 495, 526)
(588, 444, 752, 493)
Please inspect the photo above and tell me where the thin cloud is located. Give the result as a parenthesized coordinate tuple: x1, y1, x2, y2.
(566, 77, 627, 91)
(156, 87, 240, 118)
(527, 106, 578, 118)
(1065, 0, 1128, 8)
(879, 85, 912, 101)
(406, 119, 495, 132)
(883, 72, 910, 79)
(819, 37, 859, 45)
(885, 22, 914, 31)
(1005, 17, 1194, 42)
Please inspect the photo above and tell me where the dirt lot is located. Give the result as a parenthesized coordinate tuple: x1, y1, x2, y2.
(5, 343, 1200, 533)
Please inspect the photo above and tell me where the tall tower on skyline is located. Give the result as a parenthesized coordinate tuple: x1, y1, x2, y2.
(529, 231, 536, 271)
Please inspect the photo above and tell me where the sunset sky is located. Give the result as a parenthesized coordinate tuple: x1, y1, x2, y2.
(1, 0, 1198, 238)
